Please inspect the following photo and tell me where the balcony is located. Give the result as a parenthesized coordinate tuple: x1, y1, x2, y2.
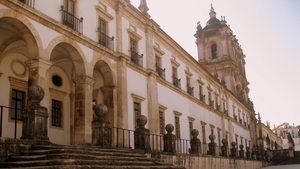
(19, 0, 35, 8)
(216, 104, 221, 111)
(223, 109, 228, 115)
(156, 64, 165, 79)
(187, 85, 194, 96)
(200, 94, 206, 103)
(172, 76, 181, 88)
(130, 48, 143, 67)
(234, 115, 237, 121)
(60, 6, 83, 34)
(98, 31, 114, 51)
(209, 99, 214, 108)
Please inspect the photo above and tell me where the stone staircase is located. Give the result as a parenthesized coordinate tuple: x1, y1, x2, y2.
(0, 145, 185, 169)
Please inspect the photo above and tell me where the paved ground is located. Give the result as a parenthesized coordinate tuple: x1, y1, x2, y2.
(262, 164, 300, 169)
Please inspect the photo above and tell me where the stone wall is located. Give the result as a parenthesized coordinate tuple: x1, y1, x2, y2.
(0, 138, 33, 162)
(160, 154, 264, 169)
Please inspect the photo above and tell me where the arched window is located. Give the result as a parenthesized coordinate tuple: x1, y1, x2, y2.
(211, 44, 217, 59)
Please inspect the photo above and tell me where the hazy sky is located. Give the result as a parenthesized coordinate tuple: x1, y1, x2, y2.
(131, 0, 300, 128)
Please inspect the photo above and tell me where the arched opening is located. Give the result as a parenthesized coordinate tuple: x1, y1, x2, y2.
(93, 60, 115, 126)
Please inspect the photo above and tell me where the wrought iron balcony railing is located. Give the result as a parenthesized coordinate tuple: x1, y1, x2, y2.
(209, 99, 214, 108)
(60, 6, 83, 34)
(156, 64, 165, 79)
(130, 48, 143, 67)
(172, 76, 181, 88)
(98, 31, 114, 51)
(200, 94, 206, 103)
(187, 85, 194, 96)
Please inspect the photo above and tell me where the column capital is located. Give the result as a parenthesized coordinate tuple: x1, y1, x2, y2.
(73, 76, 95, 86)
(25, 58, 53, 69)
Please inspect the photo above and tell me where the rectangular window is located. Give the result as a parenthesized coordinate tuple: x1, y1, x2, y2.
(134, 102, 141, 128)
(130, 38, 138, 52)
(175, 116, 180, 138)
(159, 111, 165, 135)
(52, 99, 62, 127)
(98, 17, 107, 46)
(155, 55, 161, 67)
(10, 89, 24, 120)
(64, 0, 74, 14)
(172, 67, 177, 78)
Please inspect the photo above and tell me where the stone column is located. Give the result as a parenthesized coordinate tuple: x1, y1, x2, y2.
(73, 76, 94, 145)
(92, 104, 111, 148)
(134, 115, 150, 152)
(25, 59, 53, 107)
(190, 129, 201, 155)
(21, 85, 50, 145)
(163, 124, 176, 154)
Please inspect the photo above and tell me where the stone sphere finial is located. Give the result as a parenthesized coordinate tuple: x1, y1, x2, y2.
(231, 142, 236, 147)
(239, 144, 244, 149)
(209, 134, 215, 142)
(191, 129, 199, 138)
(28, 85, 44, 105)
(165, 124, 174, 134)
(94, 104, 108, 121)
(136, 115, 147, 128)
(222, 139, 228, 145)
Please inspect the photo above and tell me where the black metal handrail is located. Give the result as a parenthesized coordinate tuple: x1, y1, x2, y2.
(0, 105, 23, 138)
(130, 48, 143, 67)
(98, 31, 114, 51)
(60, 6, 83, 34)
(155, 64, 165, 79)
(209, 99, 214, 108)
(172, 76, 181, 88)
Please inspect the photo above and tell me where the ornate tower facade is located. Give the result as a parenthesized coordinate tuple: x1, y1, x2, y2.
(195, 5, 250, 105)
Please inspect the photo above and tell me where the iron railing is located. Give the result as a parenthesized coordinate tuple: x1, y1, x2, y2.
(209, 99, 214, 108)
(172, 76, 181, 88)
(98, 31, 114, 51)
(130, 48, 143, 67)
(187, 86, 194, 96)
(60, 6, 83, 34)
(0, 105, 23, 138)
(155, 65, 165, 79)
(200, 94, 206, 103)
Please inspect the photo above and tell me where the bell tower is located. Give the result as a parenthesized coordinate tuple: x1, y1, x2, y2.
(195, 4, 250, 104)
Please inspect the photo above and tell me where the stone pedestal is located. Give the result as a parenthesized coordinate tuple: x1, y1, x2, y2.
(231, 142, 237, 158)
(163, 124, 176, 154)
(239, 144, 244, 158)
(190, 129, 201, 155)
(246, 146, 251, 159)
(92, 104, 111, 148)
(208, 134, 216, 155)
(21, 85, 50, 145)
(221, 139, 228, 157)
(134, 115, 150, 152)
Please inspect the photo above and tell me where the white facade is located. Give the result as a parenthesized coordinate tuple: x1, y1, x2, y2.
(0, 0, 256, 150)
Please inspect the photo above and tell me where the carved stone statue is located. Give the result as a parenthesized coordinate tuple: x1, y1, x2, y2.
(208, 134, 216, 155)
(221, 139, 228, 157)
(134, 115, 150, 152)
(163, 124, 176, 154)
(92, 104, 111, 147)
(190, 129, 201, 155)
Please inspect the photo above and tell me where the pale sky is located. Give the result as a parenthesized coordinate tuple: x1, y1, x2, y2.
(131, 0, 300, 128)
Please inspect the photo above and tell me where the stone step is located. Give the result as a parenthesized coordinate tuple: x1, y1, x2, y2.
(21, 148, 146, 158)
(0, 159, 176, 168)
(7, 165, 185, 169)
(10, 153, 153, 162)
